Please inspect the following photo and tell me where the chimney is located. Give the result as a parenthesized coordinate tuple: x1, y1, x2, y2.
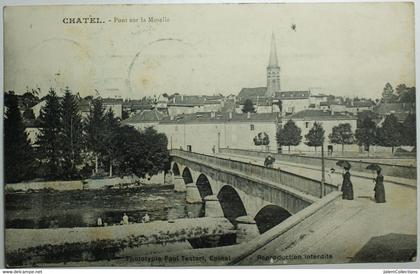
(228, 112, 232, 120)
(211, 111, 216, 118)
(247, 112, 251, 119)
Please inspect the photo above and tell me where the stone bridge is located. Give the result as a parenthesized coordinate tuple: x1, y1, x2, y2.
(169, 149, 338, 239)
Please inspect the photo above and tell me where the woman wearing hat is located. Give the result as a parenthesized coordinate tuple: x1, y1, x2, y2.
(373, 169, 386, 203)
(341, 165, 354, 200)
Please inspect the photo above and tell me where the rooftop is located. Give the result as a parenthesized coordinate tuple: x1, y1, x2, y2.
(122, 109, 165, 124)
(288, 109, 357, 120)
(238, 87, 267, 99)
(275, 90, 310, 100)
(160, 112, 278, 124)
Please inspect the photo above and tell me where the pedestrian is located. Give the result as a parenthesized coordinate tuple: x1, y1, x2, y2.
(97, 217, 102, 227)
(122, 213, 129, 225)
(212, 145, 216, 154)
(264, 154, 275, 168)
(373, 169, 386, 203)
(142, 213, 150, 223)
(328, 168, 336, 186)
(341, 166, 354, 200)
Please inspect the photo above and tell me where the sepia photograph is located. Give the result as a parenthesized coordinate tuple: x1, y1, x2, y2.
(2, 2, 417, 268)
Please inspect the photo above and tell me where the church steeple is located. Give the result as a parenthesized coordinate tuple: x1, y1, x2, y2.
(266, 33, 281, 97)
(268, 33, 279, 68)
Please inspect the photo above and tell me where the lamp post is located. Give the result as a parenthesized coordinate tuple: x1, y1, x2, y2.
(321, 143, 325, 198)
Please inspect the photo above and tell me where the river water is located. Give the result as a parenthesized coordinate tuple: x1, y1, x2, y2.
(6, 185, 203, 229)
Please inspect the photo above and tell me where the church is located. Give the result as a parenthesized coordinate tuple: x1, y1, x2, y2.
(237, 33, 313, 115)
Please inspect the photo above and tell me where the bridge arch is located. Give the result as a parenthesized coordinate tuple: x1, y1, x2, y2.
(196, 174, 213, 199)
(182, 167, 193, 184)
(254, 205, 292, 234)
(172, 162, 180, 176)
(217, 185, 247, 225)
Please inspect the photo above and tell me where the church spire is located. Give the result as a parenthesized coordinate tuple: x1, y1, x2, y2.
(268, 33, 279, 68)
(266, 32, 281, 97)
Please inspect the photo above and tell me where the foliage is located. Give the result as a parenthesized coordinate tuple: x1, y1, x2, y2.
(381, 82, 397, 103)
(328, 123, 354, 152)
(36, 88, 63, 178)
(376, 114, 403, 153)
(110, 126, 169, 178)
(402, 113, 416, 146)
(253, 132, 270, 146)
(242, 99, 256, 113)
(355, 116, 377, 153)
(276, 119, 302, 152)
(60, 87, 84, 179)
(84, 97, 106, 172)
(4, 91, 35, 183)
(305, 122, 325, 151)
(22, 108, 35, 120)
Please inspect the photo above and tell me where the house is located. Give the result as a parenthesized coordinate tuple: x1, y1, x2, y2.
(275, 90, 311, 115)
(122, 111, 280, 154)
(122, 109, 166, 131)
(102, 98, 123, 119)
(282, 109, 358, 153)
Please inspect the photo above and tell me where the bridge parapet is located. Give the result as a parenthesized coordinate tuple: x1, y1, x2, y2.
(170, 149, 337, 198)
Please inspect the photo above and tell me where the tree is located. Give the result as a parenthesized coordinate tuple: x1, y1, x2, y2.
(276, 119, 302, 152)
(84, 97, 106, 174)
(242, 99, 256, 113)
(36, 88, 63, 178)
(398, 87, 416, 103)
(381, 82, 397, 103)
(402, 113, 416, 146)
(253, 132, 270, 150)
(305, 122, 325, 152)
(4, 91, 35, 183)
(22, 108, 35, 120)
(60, 87, 83, 179)
(102, 109, 120, 177)
(329, 123, 354, 153)
(110, 126, 169, 178)
(355, 116, 377, 156)
(376, 114, 402, 154)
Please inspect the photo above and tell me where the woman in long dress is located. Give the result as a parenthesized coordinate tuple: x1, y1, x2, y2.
(341, 167, 354, 200)
(373, 169, 386, 203)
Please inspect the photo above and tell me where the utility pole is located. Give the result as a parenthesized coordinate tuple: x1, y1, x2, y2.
(321, 143, 325, 198)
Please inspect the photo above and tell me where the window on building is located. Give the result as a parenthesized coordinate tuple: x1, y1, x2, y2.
(250, 124, 255, 131)
(305, 122, 309, 128)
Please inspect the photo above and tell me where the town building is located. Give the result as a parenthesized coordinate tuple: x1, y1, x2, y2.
(122, 109, 165, 131)
(283, 109, 359, 153)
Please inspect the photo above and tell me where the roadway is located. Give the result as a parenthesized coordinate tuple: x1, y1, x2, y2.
(217, 152, 417, 264)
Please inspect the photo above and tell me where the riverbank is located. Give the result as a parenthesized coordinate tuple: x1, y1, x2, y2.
(5, 172, 172, 193)
(6, 217, 235, 267)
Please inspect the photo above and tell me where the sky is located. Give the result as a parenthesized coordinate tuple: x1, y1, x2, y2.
(3, 3, 415, 100)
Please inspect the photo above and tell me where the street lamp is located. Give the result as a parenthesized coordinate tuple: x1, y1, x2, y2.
(321, 142, 326, 198)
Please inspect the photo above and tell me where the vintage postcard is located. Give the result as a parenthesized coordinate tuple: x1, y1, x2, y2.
(2, 2, 417, 267)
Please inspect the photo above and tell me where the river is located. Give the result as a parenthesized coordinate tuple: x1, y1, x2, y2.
(6, 185, 203, 229)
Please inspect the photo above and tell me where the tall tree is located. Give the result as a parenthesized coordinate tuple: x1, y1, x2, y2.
(276, 119, 302, 152)
(37, 88, 63, 178)
(305, 122, 325, 152)
(60, 87, 83, 179)
(4, 91, 35, 183)
(242, 99, 256, 113)
(110, 126, 169, 178)
(402, 113, 416, 147)
(376, 114, 402, 154)
(355, 116, 377, 156)
(102, 109, 120, 177)
(85, 97, 106, 174)
(329, 123, 355, 153)
(381, 82, 396, 103)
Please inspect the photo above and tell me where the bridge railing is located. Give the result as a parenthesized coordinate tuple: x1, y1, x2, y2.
(220, 147, 417, 179)
(170, 149, 337, 198)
